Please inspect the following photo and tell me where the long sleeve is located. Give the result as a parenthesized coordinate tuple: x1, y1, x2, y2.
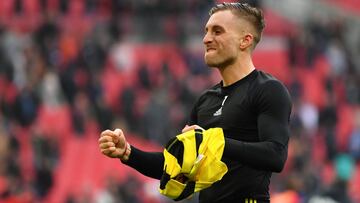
(123, 146, 164, 179)
(223, 79, 291, 172)
(223, 138, 288, 172)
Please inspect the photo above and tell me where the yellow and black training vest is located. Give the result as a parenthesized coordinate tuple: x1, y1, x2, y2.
(159, 128, 228, 201)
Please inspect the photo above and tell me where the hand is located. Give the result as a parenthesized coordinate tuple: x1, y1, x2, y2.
(98, 128, 130, 160)
(181, 125, 204, 133)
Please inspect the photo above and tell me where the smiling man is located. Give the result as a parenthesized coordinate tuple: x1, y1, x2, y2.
(99, 3, 292, 203)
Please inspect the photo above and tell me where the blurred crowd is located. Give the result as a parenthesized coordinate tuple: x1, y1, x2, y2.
(0, 0, 359, 203)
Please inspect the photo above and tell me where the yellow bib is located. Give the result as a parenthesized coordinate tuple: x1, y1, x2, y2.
(159, 128, 228, 201)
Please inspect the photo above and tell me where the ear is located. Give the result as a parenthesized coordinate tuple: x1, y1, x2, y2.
(239, 33, 254, 50)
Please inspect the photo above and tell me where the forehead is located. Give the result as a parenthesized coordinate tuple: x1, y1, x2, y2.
(205, 10, 239, 29)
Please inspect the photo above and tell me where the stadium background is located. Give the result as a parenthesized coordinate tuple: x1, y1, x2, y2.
(0, 0, 360, 202)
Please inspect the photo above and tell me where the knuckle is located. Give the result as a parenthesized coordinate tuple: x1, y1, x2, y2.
(101, 130, 112, 136)
(102, 135, 111, 141)
(99, 137, 106, 142)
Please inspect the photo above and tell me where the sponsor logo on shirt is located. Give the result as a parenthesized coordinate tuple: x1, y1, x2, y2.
(213, 96, 228, 116)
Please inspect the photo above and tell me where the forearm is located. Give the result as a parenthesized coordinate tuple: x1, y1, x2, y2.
(223, 138, 287, 172)
(123, 145, 164, 179)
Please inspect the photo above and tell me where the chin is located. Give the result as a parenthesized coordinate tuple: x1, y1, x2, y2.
(205, 55, 224, 67)
(205, 56, 234, 68)
(204, 56, 219, 67)
(205, 62, 219, 68)
(204, 60, 217, 68)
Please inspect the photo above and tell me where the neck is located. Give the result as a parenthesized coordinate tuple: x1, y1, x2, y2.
(218, 54, 255, 87)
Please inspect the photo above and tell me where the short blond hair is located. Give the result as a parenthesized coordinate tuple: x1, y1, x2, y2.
(209, 3, 265, 48)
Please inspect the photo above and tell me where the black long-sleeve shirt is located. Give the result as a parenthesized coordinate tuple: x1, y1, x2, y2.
(125, 69, 292, 202)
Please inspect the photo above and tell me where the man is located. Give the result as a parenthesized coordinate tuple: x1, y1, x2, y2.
(99, 3, 292, 203)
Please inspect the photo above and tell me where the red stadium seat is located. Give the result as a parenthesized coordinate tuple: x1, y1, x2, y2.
(23, 0, 40, 17)
(14, 128, 35, 183)
(35, 105, 73, 139)
(46, 0, 59, 13)
(0, 0, 15, 21)
(349, 163, 360, 203)
(253, 49, 291, 84)
(336, 104, 355, 151)
(101, 66, 125, 110)
(295, 68, 327, 108)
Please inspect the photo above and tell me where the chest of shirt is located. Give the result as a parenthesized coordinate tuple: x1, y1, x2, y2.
(196, 91, 258, 142)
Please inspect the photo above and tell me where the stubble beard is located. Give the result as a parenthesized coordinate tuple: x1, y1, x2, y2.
(205, 54, 236, 69)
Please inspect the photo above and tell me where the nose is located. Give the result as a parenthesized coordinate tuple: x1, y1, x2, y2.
(203, 32, 212, 45)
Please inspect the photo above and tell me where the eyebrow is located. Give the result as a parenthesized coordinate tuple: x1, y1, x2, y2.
(205, 24, 225, 32)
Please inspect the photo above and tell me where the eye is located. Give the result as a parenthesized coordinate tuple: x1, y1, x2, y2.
(213, 28, 224, 35)
(214, 30, 222, 35)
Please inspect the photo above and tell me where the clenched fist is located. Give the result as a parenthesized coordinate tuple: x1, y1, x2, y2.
(98, 128, 131, 161)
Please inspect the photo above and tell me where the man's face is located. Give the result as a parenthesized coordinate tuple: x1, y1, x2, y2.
(203, 10, 244, 68)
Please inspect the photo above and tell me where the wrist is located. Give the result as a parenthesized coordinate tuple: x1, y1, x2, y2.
(120, 142, 131, 162)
